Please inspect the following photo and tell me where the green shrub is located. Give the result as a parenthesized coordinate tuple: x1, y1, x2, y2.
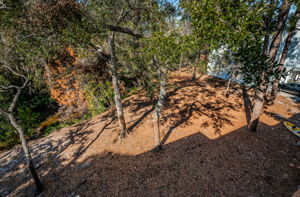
(84, 75, 114, 117)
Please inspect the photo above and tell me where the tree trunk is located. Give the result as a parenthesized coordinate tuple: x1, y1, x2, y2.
(269, 31, 294, 103)
(268, 0, 291, 61)
(248, 83, 266, 132)
(192, 63, 197, 81)
(192, 54, 199, 81)
(153, 64, 167, 150)
(269, 7, 300, 103)
(8, 113, 43, 192)
(179, 53, 183, 69)
(225, 69, 236, 98)
(109, 33, 128, 138)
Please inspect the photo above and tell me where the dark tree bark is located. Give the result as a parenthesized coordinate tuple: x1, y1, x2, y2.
(248, 0, 291, 132)
(152, 58, 167, 150)
(268, 0, 291, 61)
(0, 65, 43, 192)
(269, 7, 300, 103)
(109, 33, 128, 139)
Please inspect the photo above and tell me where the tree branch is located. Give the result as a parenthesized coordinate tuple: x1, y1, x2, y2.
(0, 64, 29, 113)
(0, 107, 9, 116)
(103, 24, 144, 38)
(88, 43, 111, 62)
(2, 64, 28, 81)
(0, 84, 20, 90)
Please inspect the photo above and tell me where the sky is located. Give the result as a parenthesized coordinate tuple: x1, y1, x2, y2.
(166, 0, 179, 7)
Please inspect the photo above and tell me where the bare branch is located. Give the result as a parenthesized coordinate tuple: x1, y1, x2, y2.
(0, 64, 29, 112)
(0, 84, 20, 90)
(0, 107, 9, 116)
(7, 78, 28, 113)
(2, 64, 27, 81)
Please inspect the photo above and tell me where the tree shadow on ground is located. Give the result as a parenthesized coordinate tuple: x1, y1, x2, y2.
(242, 86, 253, 125)
(0, 114, 115, 196)
(10, 114, 300, 197)
(161, 75, 240, 141)
(2, 74, 299, 197)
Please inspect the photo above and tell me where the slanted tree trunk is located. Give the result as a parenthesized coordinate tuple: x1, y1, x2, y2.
(8, 113, 43, 192)
(248, 1, 290, 132)
(248, 82, 266, 132)
(269, 8, 300, 103)
(109, 33, 128, 138)
(0, 67, 43, 192)
(153, 59, 167, 150)
(269, 31, 294, 103)
(268, 0, 291, 61)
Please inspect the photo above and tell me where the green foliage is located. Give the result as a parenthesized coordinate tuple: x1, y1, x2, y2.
(0, 92, 58, 149)
(84, 75, 114, 117)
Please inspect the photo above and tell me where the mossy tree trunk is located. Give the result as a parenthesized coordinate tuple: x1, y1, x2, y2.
(153, 58, 167, 150)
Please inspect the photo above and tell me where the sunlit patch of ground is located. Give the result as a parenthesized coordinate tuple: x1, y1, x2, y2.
(1, 67, 299, 197)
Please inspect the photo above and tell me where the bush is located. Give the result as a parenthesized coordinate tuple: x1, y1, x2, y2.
(0, 93, 58, 150)
(84, 74, 114, 117)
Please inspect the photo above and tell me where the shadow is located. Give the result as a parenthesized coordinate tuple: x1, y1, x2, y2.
(242, 86, 253, 124)
(160, 75, 238, 141)
(128, 106, 155, 132)
(2, 73, 300, 197)
(0, 113, 115, 196)
(161, 103, 196, 145)
(70, 117, 116, 164)
(5, 114, 299, 197)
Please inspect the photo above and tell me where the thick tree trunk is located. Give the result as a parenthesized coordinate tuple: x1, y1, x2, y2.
(248, 83, 266, 132)
(8, 114, 43, 192)
(153, 64, 167, 150)
(109, 33, 128, 138)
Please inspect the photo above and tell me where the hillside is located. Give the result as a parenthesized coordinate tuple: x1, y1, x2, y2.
(1, 69, 300, 197)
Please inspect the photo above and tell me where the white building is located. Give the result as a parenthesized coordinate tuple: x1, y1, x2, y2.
(207, 27, 300, 83)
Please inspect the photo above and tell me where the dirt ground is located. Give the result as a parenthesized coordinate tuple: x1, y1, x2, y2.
(1, 68, 300, 197)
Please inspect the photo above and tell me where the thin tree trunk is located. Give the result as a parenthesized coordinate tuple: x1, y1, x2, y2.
(109, 33, 128, 138)
(192, 54, 199, 81)
(8, 113, 43, 192)
(225, 69, 236, 98)
(153, 61, 167, 150)
(0, 65, 43, 192)
(269, 31, 294, 103)
(248, 82, 266, 132)
(269, 8, 300, 103)
(248, 1, 290, 132)
(179, 53, 183, 69)
(192, 63, 197, 81)
(268, 0, 291, 61)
